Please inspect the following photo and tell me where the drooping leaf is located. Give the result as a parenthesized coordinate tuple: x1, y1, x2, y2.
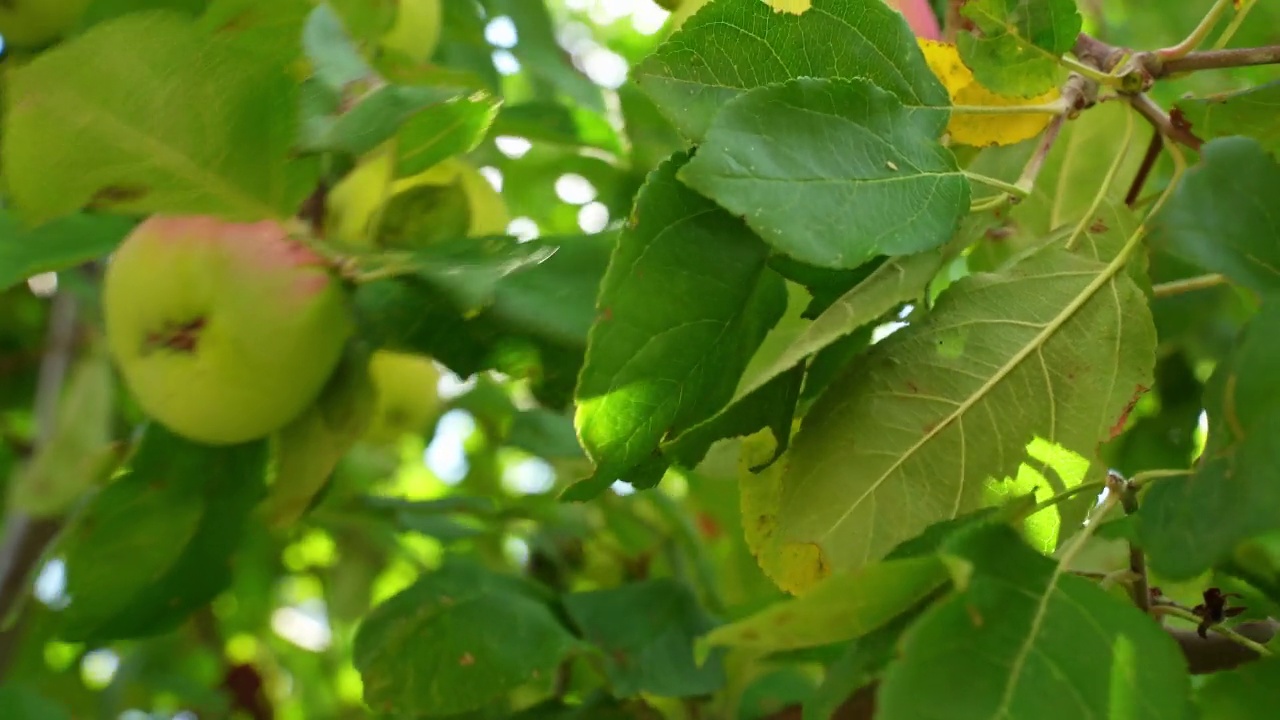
(59, 425, 269, 642)
(298, 81, 468, 158)
(263, 346, 377, 528)
(0, 212, 133, 292)
(1140, 300, 1280, 580)
(698, 556, 945, 654)
(3, 11, 317, 224)
(735, 250, 947, 408)
(679, 77, 969, 271)
(877, 524, 1189, 720)
(958, 0, 1080, 97)
(569, 151, 787, 500)
(354, 559, 582, 716)
(1175, 80, 1280, 155)
(918, 39, 1060, 147)
(634, 0, 949, 142)
(394, 92, 502, 177)
(1150, 137, 1280, 296)
(773, 235, 1155, 577)
(563, 579, 726, 698)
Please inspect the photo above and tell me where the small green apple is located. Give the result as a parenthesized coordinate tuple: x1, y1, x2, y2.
(0, 0, 91, 49)
(103, 216, 353, 445)
(381, 0, 441, 64)
(362, 350, 441, 446)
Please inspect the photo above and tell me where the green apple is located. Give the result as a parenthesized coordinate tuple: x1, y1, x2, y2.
(362, 350, 441, 446)
(103, 216, 354, 445)
(0, 0, 90, 49)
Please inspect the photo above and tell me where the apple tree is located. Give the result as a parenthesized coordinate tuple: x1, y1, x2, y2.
(2, 0, 1280, 717)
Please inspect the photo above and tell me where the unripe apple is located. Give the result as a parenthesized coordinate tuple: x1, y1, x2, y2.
(381, 0, 442, 64)
(362, 350, 441, 446)
(0, 0, 91, 49)
(103, 216, 354, 445)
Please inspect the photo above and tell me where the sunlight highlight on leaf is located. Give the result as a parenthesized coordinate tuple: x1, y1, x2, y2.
(919, 39, 1059, 147)
(766, 0, 813, 13)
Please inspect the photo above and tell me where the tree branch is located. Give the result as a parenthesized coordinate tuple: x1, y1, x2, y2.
(1124, 93, 1204, 151)
(1160, 45, 1280, 76)
(0, 289, 80, 681)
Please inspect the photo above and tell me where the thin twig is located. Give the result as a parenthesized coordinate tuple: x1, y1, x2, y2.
(1016, 113, 1067, 193)
(1124, 93, 1204, 150)
(1111, 473, 1150, 614)
(1157, 0, 1234, 60)
(1155, 605, 1275, 658)
(1124, 131, 1164, 207)
(1151, 274, 1229, 298)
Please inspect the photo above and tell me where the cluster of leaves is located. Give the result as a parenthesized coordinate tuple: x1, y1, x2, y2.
(1, 0, 1280, 718)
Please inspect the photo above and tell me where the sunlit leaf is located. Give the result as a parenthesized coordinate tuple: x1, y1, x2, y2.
(569, 151, 787, 499)
(773, 235, 1155, 577)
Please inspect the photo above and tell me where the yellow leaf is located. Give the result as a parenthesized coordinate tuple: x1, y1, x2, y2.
(765, 0, 812, 14)
(918, 39, 1059, 147)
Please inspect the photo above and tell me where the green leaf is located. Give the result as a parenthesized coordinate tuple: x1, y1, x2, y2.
(299, 81, 467, 158)
(381, 236, 559, 314)
(1175, 80, 1280, 155)
(958, 0, 1080, 97)
(394, 92, 503, 177)
(736, 250, 947, 409)
(1140, 301, 1280, 580)
(354, 559, 581, 716)
(1151, 137, 1280, 296)
(263, 346, 376, 528)
(679, 78, 968, 270)
(508, 409, 585, 459)
(377, 181, 473, 248)
(569, 151, 787, 499)
(59, 425, 268, 642)
(488, 233, 614, 349)
(774, 237, 1155, 577)
(0, 212, 133, 292)
(0, 686, 70, 720)
(802, 613, 912, 720)
(699, 556, 945, 654)
(878, 524, 1190, 720)
(302, 2, 375, 90)
(3, 11, 317, 224)
(1194, 657, 1280, 718)
(563, 579, 726, 698)
(634, 0, 949, 142)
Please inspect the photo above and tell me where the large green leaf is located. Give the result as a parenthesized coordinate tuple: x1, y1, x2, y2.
(877, 524, 1189, 720)
(563, 579, 725, 698)
(1175, 80, 1280, 155)
(634, 0, 949, 142)
(773, 235, 1155, 577)
(958, 0, 1080, 97)
(394, 92, 503, 177)
(1150, 137, 1280, 296)
(569, 151, 787, 499)
(354, 559, 581, 716)
(698, 556, 945, 654)
(3, 11, 316, 224)
(679, 78, 969, 270)
(1140, 301, 1280, 580)
(0, 212, 133, 292)
(59, 425, 268, 642)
